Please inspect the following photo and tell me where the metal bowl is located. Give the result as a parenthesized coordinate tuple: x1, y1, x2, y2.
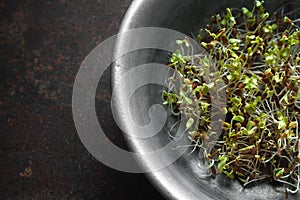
(112, 0, 300, 199)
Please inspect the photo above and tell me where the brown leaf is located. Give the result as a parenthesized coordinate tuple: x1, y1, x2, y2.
(19, 166, 32, 177)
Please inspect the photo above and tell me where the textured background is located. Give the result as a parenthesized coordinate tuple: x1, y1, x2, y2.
(0, 0, 165, 199)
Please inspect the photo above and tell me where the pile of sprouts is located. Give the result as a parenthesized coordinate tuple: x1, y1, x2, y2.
(162, 0, 300, 195)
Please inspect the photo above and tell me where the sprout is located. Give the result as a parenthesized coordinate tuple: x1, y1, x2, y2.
(163, 0, 300, 195)
(186, 118, 195, 130)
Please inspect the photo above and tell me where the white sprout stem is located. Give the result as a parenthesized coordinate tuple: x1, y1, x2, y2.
(286, 176, 300, 194)
(243, 176, 269, 187)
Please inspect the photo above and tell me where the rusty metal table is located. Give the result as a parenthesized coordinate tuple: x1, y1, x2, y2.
(0, 0, 164, 199)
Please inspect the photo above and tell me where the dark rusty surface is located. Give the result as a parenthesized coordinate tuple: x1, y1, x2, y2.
(0, 0, 164, 199)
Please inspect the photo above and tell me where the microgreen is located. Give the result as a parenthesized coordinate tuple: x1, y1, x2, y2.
(163, 0, 300, 195)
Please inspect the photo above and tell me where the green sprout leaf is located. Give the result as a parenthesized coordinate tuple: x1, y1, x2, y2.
(242, 7, 253, 18)
(232, 115, 245, 123)
(224, 170, 235, 179)
(229, 38, 242, 44)
(218, 155, 229, 172)
(275, 168, 285, 178)
(244, 104, 256, 114)
(186, 118, 194, 130)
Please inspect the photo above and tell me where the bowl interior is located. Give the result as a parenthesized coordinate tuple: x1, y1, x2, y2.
(112, 0, 300, 199)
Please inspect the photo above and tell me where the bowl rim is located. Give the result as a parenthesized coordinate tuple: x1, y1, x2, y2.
(112, 1, 189, 200)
